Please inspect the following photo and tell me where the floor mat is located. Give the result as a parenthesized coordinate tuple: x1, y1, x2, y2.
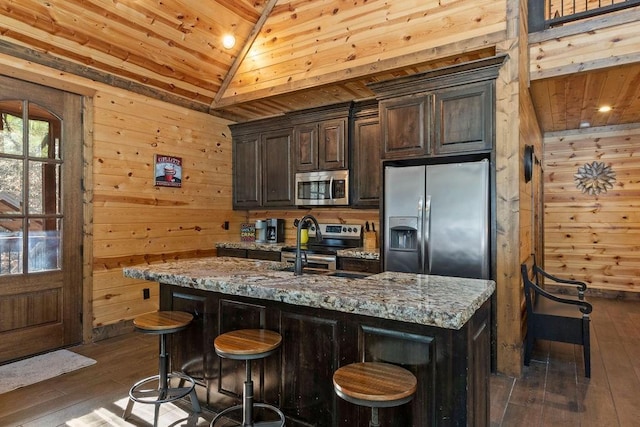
(0, 349, 96, 394)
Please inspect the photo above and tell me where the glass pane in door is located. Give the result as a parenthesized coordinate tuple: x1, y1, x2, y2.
(0, 218, 23, 275)
(28, 105, 60, 159)
(0, 99, 63, 275)
(0, 100, 24, 156)
(28, 218, 60, 272)
(29, 161, 61, 215)
(0, 157, 23, 214)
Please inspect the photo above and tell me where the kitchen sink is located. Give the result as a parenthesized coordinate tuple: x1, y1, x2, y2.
(278, 266, 370, 279)
(327, 271, 371, 279)
(278, 266, 330, 275)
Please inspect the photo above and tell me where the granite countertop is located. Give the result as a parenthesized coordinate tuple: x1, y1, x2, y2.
(216, 241, 380, 260)
(336, 247, 379, 260)
(216, 242, 285, 252)
(124, 257, 494, 330)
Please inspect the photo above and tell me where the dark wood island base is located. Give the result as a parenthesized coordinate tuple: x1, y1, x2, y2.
(125, 258, 494, 426)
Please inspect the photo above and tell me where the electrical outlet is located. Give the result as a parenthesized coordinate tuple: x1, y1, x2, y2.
(143, 288, 150, 299)
(224, 221, 229, 230)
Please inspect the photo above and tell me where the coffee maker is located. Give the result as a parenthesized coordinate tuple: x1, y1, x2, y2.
(254, 220, 267, 243)
(266, 218, 284, 243)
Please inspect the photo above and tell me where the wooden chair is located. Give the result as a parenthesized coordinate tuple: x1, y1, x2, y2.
(520, 255, 593, 377)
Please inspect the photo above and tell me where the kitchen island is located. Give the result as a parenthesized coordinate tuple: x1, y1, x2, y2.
(124, 257, 495, 426)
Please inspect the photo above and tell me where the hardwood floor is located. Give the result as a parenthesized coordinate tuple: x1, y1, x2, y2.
(0, 333, 216, 427)
(491, 297, 640, 427)
(0, 296, 638, 426)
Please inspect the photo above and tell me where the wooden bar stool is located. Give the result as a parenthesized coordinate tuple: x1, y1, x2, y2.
(123, 311, 201, 427)
(210, 329, 285, 427)
(333, 362, 417, 427)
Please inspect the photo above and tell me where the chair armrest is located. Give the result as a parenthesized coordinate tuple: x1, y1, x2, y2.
(534, 265, 588, 299)
(530, 280, 593, 315)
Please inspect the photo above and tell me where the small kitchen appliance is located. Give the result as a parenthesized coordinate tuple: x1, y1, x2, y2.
(294, 170, 349, 206)
(266, 218, 285, 243)
(254, 220, 267, 243)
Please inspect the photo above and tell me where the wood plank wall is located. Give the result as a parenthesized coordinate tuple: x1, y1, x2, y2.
(91, 90, 244, 330)
(0, 53, 245, 336)
(543, 124, 640, 295)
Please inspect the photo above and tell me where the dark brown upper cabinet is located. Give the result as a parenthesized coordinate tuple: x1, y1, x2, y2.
(379, 94, 432, 159)
(291, 102, 351, 172)
(233, 133, 262, 208)
(231, 118, 294, 209)
(434, 80, 494, 155)
(262, 128, 294, 206)
(351, 100, 382, 207)
(370, 55, 506, 161)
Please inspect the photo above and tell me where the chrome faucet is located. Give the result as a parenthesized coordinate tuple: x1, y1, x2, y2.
(294, 215, 322, 275)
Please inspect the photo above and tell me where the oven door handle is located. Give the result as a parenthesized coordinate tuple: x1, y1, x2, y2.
(306, 254, 337, 264)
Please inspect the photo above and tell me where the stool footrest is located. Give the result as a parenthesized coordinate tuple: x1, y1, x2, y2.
(128, 373, 197, 405)
(211, 402, 285, 427)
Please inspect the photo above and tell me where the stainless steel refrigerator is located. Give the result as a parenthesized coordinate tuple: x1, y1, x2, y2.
(383, 159, 490, 279)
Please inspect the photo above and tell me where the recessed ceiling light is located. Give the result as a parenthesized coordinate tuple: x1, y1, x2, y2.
(222, 34, 236, 49)
(598, 105, 612, 113)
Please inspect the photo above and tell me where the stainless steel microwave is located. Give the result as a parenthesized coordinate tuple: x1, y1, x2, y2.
(294, 170, 349, 206)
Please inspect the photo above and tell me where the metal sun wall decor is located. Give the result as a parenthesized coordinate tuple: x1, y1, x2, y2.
(574, 161, 616, 195)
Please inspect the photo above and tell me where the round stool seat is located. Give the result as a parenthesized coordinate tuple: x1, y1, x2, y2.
(333, 362, 417, 408)
(214, 329, 282, 360)
(133, 311, 193, 334)
(211, 329, 284, 427)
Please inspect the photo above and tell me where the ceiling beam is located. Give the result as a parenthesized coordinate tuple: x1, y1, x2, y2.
(210, 0, 279, 111)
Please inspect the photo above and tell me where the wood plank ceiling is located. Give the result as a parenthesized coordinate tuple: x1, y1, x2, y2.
(0, 0, 638, 132)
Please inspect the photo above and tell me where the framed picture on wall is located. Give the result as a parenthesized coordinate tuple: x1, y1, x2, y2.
(154, 154, 183, 187)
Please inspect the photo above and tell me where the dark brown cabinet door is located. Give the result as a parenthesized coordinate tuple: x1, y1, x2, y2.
(434, 80, 493, 155)
(358, 325, 435, 426)
(280, 311, 341, 426)
(262, 129, 294, 206)
(233, 134, 262, 209)
(217, 247, 248, 258)
(163, 287, 215, 405)
(380, 95, 432, 159)
(337, 257, 381, 274)
(319, 118, 347, 170)
(294, 118, 347, 172)
(351, 114, 381, 207)
(293, 123, 318, 172)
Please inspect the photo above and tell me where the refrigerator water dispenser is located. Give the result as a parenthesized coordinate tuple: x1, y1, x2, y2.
(389, 217, 418, 251)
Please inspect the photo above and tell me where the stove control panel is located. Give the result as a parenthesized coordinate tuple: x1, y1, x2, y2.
(308, 223, 362, 239)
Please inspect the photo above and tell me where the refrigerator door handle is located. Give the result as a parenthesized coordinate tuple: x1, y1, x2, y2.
(424, 195, 432, 274)
(417, 196, 424, 272)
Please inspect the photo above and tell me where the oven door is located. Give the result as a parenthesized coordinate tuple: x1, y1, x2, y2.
(281, 251, 337, 270)
(295, 170, 349, 206)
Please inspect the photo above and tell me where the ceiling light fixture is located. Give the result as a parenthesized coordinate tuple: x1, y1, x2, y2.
(598, 105, 612, 113)
(222, 34, 236, 49)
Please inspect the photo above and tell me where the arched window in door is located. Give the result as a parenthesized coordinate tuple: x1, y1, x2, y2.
(0, 100, 62, 275)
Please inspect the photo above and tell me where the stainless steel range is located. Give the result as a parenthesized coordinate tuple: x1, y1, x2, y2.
(281, 223, 362, 270)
